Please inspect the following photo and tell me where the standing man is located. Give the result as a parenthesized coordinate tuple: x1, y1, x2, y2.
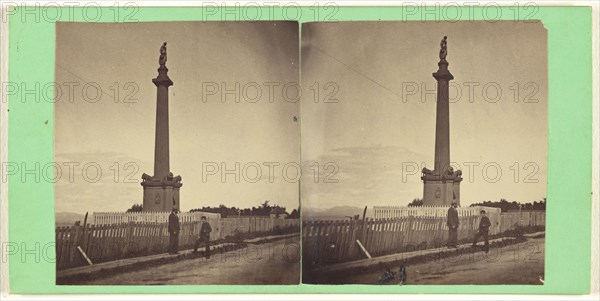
(168, 208, 180, 254)
(193, 216, 212, 258)
(446, 201, 459, 248)
(472, 209, 491, 253)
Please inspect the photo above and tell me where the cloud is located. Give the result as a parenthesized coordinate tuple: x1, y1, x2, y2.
(54, 151, 151, 213)
(302, 145, 428, 209)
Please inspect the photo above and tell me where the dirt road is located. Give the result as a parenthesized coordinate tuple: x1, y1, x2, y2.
(82, 237, 300, 285)
(328, 237, 545, 285)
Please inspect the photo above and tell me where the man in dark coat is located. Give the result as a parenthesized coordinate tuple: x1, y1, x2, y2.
(472, 209, 492, 253)
(193, 216, 212, 258)
(446, 202, 459, 248)
(168, 208, 180, 254)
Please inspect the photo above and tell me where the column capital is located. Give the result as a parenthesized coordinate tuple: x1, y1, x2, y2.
(433, 60, 454, 81)
(153, 66, 173, 87)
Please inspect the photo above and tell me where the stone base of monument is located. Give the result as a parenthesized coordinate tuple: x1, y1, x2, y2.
(422, 177, 461, 207)
(140, 172, 183, 212)
(141, 183, 182, 212)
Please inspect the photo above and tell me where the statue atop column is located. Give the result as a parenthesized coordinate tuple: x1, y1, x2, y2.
(439, 36, 447, 61)
(154, 41, 172, 84)
(159, 42, 167, 67)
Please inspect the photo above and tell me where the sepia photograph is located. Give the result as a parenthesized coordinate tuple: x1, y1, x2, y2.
(301, 21, 547, 285)
(53, 21, 300, 285)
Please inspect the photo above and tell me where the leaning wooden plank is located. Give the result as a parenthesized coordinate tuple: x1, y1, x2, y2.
(356, 239, 371, 259)
(77, 246, 93, 266)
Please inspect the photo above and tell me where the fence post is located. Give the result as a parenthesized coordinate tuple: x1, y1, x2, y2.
(123, 221, 134, 255)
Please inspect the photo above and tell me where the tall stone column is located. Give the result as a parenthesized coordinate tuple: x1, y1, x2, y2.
(421, 37, 462, 207)
(141, 42, 182, 212)
(433, 57, 453, 172)
(152, 62, 173, 179)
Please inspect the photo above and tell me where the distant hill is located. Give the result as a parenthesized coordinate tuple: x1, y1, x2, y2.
(55, 212, 85, 226)
(302, 205, 370, 220)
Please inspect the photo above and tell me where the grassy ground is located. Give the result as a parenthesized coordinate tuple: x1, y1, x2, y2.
(63, 236, 301, 285)
(319, 237, 545, 285)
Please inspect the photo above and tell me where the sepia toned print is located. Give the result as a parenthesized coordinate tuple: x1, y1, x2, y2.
(54, 21, 300, 285)
(301, 21, 547, 285)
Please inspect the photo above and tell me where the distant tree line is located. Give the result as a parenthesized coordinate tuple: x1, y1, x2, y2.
(126, 204, 143, 213)
(190, 200, 300, 218)
(470, 198, 546, 212)
(125, 201, 300, 219)
(407, 198, 423, 207)
(406, 197, 546, 212)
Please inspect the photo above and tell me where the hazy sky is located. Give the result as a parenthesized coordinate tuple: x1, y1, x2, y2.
(54, 21, 299, 213)
(301, 21, 547, 210)
(54, 21, 547, 214)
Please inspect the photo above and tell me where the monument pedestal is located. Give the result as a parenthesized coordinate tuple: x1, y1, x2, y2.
(422, 172, 462, 206)
(141, 176, 182, 211)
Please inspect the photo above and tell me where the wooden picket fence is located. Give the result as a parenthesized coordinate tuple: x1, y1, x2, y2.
(373, 205, 500, 219)
(56, 217, 300, 270)
(220, 217, 300, 238)
(56, 210, 543, 269)
(302, 211, 545, 267)
(372, 205, 504, 234)
(498, 211, 546, 233)
(92, 211, 211, 225)
(303, 216, 480, 266)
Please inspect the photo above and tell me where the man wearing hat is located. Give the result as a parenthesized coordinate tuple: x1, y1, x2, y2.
(472, 209, 492, 253)
(193, 216, 213, 258)
(446, 201, 459, 248)
(168, 208, 180, 254)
